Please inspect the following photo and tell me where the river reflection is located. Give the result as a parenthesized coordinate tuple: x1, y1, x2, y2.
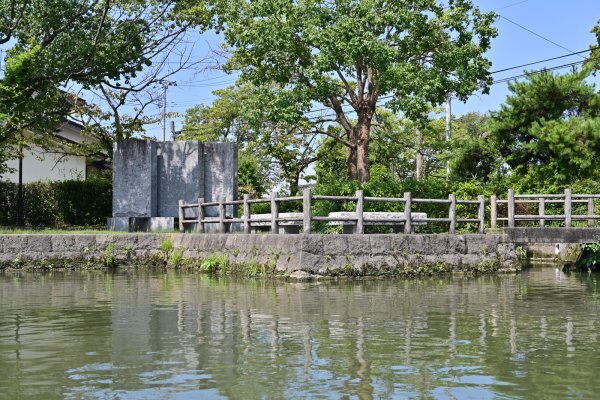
(1, 268, 600, 399)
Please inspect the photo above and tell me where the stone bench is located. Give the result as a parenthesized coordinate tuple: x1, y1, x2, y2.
(242, 212, 427, 234)
(328, 212, 427, 233)
(247, 213, 304, 234)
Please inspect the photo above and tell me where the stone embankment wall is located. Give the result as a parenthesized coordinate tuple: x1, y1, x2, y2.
(504, 228, 600, 263)
(0, 233, 519, 275)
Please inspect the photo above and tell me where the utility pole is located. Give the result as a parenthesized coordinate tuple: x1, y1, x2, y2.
(445, 95, 452, 179)
(161, 81, 168, 142)
(170, 121, 176, 140)
(159, 80, 175, 142)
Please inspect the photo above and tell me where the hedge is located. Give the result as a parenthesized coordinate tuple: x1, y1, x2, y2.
(0, 178, 112, 227)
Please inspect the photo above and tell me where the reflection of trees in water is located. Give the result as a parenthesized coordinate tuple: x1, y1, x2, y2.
(0, 273, 113, 398)
(2, 269, 600, 398)
(159, 270, 600, 399)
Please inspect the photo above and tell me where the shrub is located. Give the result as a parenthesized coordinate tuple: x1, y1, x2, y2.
(0, 177, 112, 227)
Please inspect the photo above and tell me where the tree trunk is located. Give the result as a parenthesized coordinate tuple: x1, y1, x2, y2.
(346, 134, 358, 181)
(17, 154, 24, 226)
(416, 151, 424, 181)
(344, 120, 371, 182)
(356, 123, 370, 183)
(288, 173, 300, 196)
(415, 127, 424, 181)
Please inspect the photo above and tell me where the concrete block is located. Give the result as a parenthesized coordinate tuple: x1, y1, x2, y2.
(113, 140, 157, 217)
(108, 217, 130, 232)
(130, 217, 174, 232)
(156, 141, 204, 217)
(148, 217, 175, 232)
(203, 142, 238, 217)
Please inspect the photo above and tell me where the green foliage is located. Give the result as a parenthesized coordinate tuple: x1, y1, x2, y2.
(200, 254, 228, 273)
(515, 246, 527, 260)
(447, 113, 503, 183)
(102, 242, 116, 268)
(184, 0, 497, 182)
(0, 178, 112, 227)
(575, 239, 600, 271)
(247, 258, 261, 278)
(489, 69, 600, 188)
(1, 0, 187, 169)
(160, 237, 174, 255)
(585, 20, 600, 71)
(181, 84, 321, 195)
(238, 151, 269, 197)
(168, 248, 186, 268)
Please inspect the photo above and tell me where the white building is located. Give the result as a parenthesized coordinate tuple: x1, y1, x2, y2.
(2, 121, 102, 183)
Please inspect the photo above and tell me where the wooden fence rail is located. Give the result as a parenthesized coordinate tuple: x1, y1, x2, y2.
(490, 188, 600, 228)
(178, 188, 486, 234)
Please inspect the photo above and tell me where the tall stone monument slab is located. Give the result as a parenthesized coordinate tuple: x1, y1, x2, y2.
(109, 140, 237, 231)
(112, 140, 157, 217)
(156, 141, 205, 218)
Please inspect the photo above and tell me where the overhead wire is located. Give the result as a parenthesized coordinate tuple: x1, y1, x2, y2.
(163, 46, 595, 124)
(490, 47, 596, 74)
(497, 14, 585, 59)
(154, 0, 596, 131)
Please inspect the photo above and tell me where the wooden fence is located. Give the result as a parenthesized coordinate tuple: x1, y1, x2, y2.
(178, 188, 485, 234)
(491, 188, 600, 228)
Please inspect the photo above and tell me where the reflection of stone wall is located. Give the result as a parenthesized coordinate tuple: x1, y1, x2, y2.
(110, 140, 237, 231)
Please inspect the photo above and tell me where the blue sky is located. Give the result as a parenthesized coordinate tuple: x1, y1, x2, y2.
(143, 0, 599, 139)
(2, 1, 598, 138)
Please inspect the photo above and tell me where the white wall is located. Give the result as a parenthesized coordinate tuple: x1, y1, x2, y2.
(0, 121, 100, 183)
(2, 145, 87, 183)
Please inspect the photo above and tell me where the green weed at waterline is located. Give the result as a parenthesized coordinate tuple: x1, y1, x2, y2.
(200, 255, 228, 273)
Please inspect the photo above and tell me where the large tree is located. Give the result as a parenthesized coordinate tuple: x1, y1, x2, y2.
(187, 0, 497, 182)
(490, 69, 600, 188)
(181, 84, 327, 195)
(586, 19, 600, 71)
(0, 0, 188, 163)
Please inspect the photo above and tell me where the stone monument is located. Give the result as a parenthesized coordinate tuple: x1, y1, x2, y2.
(108, 140, 237, 232)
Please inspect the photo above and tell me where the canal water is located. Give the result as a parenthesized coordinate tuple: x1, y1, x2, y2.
(1, 268, 599, 399)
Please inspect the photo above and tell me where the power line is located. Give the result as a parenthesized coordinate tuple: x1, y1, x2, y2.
(167, 52, 592, 118)
(491, 58, 592, 85)
(166, 53, 598, 134)
(498, 14, 585, 59)
(493, 0, 531, 12)
(301, 57, 597, 123)
(490, 47, 595, 74)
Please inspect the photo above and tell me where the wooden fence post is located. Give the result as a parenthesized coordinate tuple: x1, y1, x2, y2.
(589, 198, 595, 227)
(218, 199, 226, 233)
(564, 188, 572, 228)
(197, 198, 205, 233)
(303, 187, 312, 234)
(508, 189, 515, 228)
(178, 200, 184, 232)
(449, 193, 457, 234)
(404, 192, 412, 234)
(490, 195, 497, 229)
(539, 198, 545, 227)
(271, 191, 279, 234)
(243, 194, 251, 234)
(478, 195, 485, 234)
(356, 190, 364, 234)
